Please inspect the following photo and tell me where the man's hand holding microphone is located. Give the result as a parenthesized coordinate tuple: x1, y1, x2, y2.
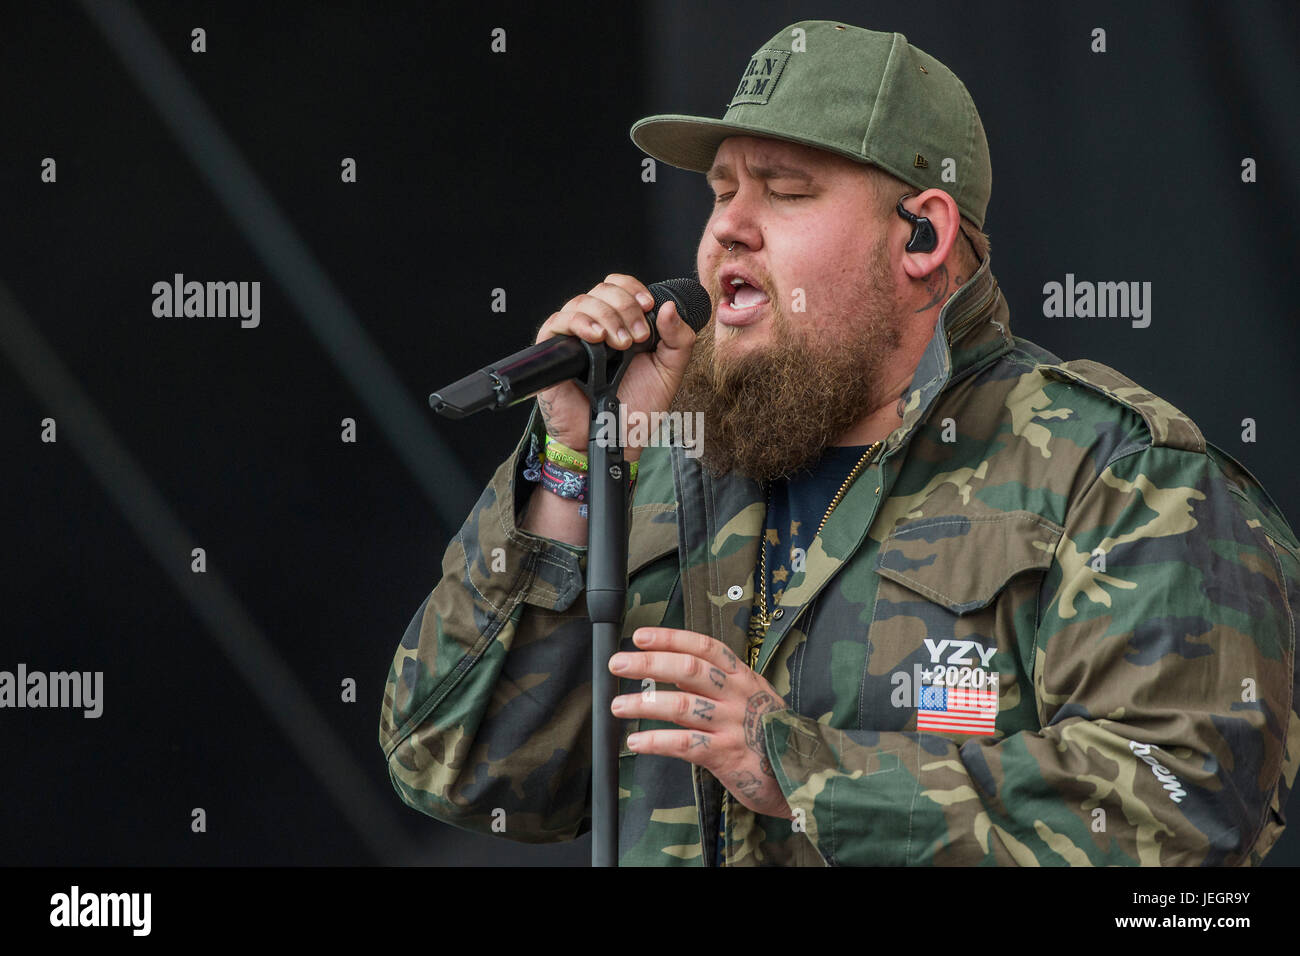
(520, 273, 700, 546)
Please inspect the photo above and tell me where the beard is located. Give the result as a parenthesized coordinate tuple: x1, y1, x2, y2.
(668, 236, 902, 482)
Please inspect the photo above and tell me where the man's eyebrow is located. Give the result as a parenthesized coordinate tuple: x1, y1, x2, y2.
(705, 162, 816, 185)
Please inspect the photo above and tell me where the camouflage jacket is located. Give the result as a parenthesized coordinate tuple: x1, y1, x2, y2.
(380, 257, 1300, 865)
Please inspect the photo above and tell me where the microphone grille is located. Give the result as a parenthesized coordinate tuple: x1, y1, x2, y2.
(648, 278, 712, 334)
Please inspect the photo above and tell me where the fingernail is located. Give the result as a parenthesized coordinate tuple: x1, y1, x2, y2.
(637, 293, 653, 309)
(626, 734, 641, 749)
(611, 697, 626, 715)
(610, 654, 629, 672)
(633, 320, 648, 338)
(615, 329, 630, 345)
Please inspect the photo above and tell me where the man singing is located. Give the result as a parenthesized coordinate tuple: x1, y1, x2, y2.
(380, 21, 1300, 865)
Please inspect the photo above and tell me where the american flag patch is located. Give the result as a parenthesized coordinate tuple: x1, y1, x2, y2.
(918, 684, 998, 736)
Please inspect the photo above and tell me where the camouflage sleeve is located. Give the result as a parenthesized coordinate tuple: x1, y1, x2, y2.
(763, 442, 1299, 865)
(379, 403, 599, 842)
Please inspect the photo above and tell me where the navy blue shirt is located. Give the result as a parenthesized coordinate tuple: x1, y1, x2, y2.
(755, 444, 876, 620)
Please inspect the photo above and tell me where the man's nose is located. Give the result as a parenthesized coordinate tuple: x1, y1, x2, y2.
(710, 185, 764, 253)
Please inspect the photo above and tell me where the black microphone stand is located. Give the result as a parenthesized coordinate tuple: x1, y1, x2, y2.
(573, 335, 634, 868)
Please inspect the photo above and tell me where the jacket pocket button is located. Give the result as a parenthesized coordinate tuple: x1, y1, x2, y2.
(726, 585, 744, 601)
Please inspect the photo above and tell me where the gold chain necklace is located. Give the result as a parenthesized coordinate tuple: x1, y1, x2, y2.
(745, 440, 882, 669)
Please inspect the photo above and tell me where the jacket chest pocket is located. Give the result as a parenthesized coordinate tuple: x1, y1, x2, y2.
(864, 510, 1063, 739)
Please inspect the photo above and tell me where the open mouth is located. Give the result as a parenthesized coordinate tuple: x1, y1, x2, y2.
(725, 277, 770, 311)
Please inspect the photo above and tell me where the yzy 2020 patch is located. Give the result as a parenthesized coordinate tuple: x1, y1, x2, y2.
(917, 638, 999, 736)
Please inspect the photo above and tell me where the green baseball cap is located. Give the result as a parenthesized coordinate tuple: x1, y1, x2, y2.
(630, 21, 992, 229)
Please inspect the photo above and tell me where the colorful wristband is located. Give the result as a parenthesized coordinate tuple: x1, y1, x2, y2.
(544, 435, 589, 472)
(540, 457, 588, 503)
(544, 434, 638, 481)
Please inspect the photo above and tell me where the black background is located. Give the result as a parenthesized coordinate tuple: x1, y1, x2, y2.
(2, 0, 1297, 868)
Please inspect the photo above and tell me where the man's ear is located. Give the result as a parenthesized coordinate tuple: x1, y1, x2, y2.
(898, 189, 961, 280)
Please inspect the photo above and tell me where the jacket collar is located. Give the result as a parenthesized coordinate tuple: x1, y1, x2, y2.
(887, 252, 1012, 457)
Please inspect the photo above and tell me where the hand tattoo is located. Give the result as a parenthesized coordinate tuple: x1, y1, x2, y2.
(732, 770, 763, 798)
(692, 698, 716, 721)
(707, 666, 726, 689)
(743, 691, 784, 778)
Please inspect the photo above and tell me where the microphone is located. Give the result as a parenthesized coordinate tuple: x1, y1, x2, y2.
(429, 278, 712, 419)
